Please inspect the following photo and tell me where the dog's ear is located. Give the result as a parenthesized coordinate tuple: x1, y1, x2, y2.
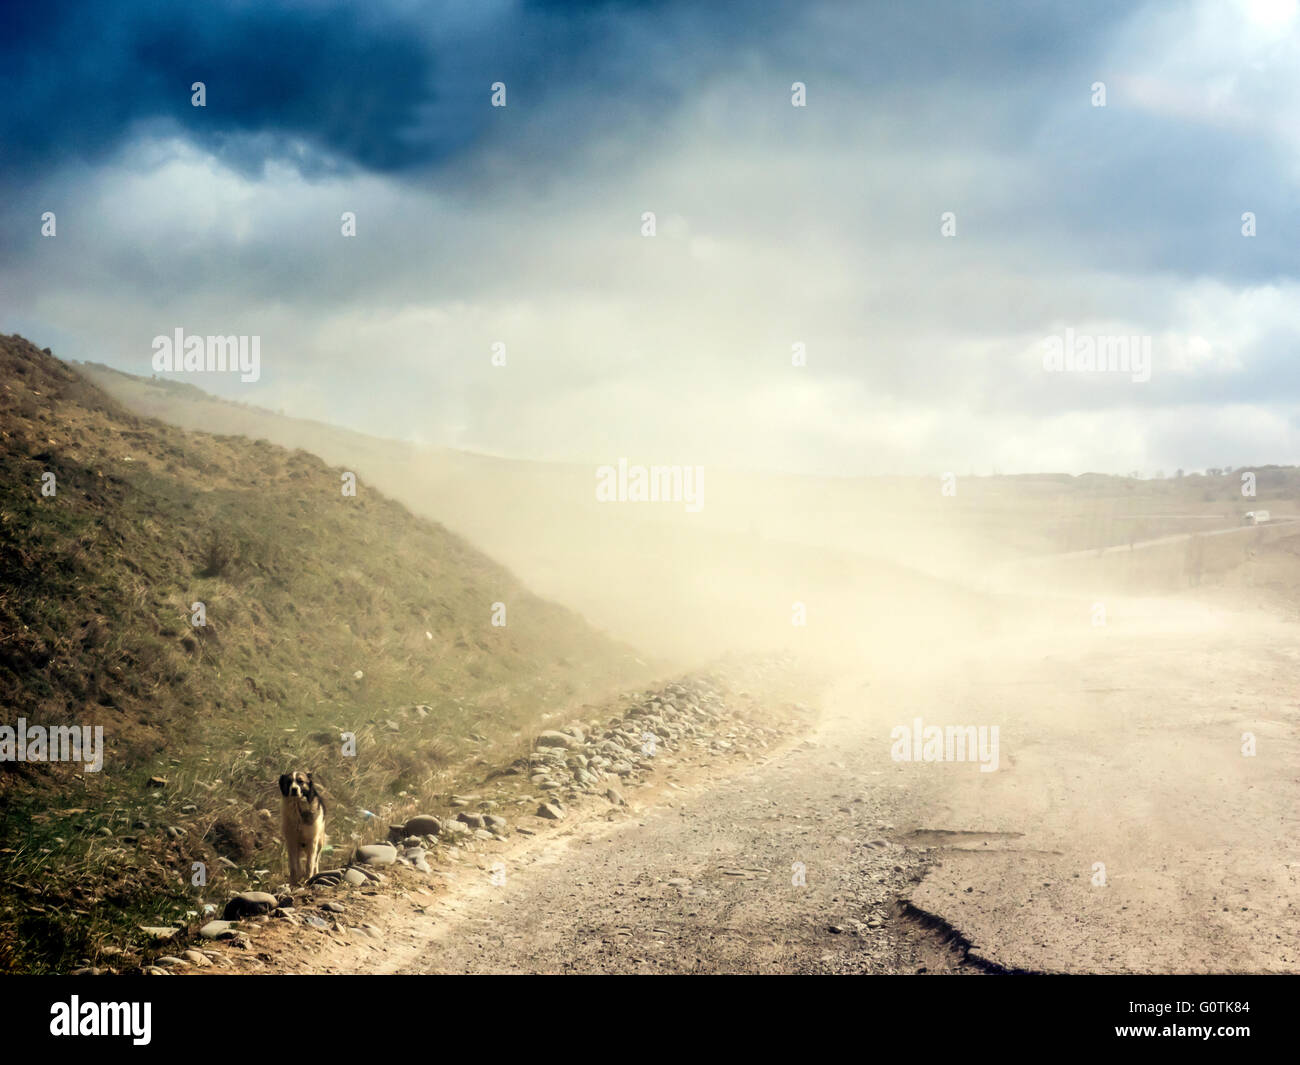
(278, 774, 292, 796)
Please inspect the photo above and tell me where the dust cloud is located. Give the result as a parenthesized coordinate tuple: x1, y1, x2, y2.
(80, 367, 1300, 972)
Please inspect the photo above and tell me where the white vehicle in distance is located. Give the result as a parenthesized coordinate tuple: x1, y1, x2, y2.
(1244, 510, 1271, 525)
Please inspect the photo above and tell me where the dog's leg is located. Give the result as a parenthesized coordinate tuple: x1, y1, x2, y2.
(287, 838, 301, 886)
(308, 833, 321, 880)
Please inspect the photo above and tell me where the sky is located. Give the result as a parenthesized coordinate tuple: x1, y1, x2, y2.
(2, 0, 1299, 476)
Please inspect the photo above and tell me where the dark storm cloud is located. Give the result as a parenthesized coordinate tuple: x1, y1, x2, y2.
(1, 0, 428, 176)
(0, 0, 751, 181)
(4, 0, 1298, 475)
(0, 0, 1137, 183)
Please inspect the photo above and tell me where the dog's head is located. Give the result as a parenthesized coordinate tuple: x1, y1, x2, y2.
(279, 771, 317, 808)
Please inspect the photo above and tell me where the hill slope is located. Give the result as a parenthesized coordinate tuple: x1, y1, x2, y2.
(0, 334, 645, 971)
(77, 360, 1002, 660)
(77, 360, 1298, 661)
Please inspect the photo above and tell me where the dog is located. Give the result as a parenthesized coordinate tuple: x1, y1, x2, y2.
(279, 771, 326, 886)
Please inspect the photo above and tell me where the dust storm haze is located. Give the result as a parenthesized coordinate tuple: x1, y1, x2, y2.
(2, 0, 1298, 1023)
(75, 365, 1010, 665)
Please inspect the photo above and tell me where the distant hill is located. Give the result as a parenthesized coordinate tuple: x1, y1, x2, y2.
(75, 357, 1300, 660)
(0, 334, 644, 971)
(74, 360, 1013, 660)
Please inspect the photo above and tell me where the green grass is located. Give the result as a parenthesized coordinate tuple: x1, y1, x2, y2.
(0, 334, 649, 972)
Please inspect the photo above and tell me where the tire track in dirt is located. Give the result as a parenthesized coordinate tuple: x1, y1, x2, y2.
(372, 678, 955, 975)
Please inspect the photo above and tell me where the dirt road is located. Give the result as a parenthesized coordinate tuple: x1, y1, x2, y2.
(289, 595, 1298, 975)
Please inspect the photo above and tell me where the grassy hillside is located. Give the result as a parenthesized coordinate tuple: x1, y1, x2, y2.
(78, 359, 1300, 610)
(74, 362, 1017, 657)
(0, 334, 646, 972)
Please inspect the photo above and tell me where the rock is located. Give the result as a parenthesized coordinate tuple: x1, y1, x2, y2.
(404, 815, 443, 837)
(155, 955, 188, 968)
(344, 868, 368, 887)
(456, 812, 485, 829)
(536, 802, 566, 820)
(308, 869, 345, 887)
(605, 787, 627, 806)
(145, 777, 167, 788)
(483, 814, 507, 831)
(536, 731, 579, 749)
(320, 901, 345, 913)
(182, 950, 212, 967)
(223, 892, 279, 919)
(199, 920, 235, 940)
(304, 914, 330, 930)
(138, 926, 179, 939)
(354, 844, 397, 866)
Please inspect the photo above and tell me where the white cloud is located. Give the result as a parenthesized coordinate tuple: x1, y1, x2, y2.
(6, 2, 1300, 477)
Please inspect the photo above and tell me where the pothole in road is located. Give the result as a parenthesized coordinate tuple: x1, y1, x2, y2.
(893, 900, 1047, 975)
